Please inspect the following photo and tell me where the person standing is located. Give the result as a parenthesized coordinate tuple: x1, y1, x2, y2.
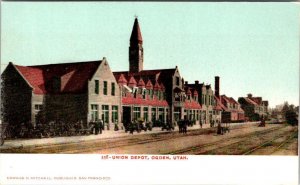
(99, 119, 104, 134)
(95, 120, 100, 135)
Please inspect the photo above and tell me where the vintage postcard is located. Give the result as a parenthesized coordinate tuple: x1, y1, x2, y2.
(0, 2, 299, 185)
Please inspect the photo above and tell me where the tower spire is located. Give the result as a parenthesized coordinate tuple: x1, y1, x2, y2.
(130, 18, 143, 45)
(129, 17, 144, 73)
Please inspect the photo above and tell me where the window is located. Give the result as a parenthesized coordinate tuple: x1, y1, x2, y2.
(142, 89, 146, 99)
(95, 80, 99, 94)
(150, 89, 153, 100)
(151, 108, 157, 122)
(158, 108, 165, 122)
(133, 87, 138, 98)
(174, 107, 181, 121)
(103, 81, 107, 95)
(176, 77, 180, 86)
(91, 104, 99, 122)
(35, 104, 43, 112)
(112, 106, 118, 123)
(157, 91, 161, 100)
(102, 105, 109, 124)
(133, 107, 141, 120)
(111, 82, 115, 96)
(143, 107, 148, 121)
(175, 92, 180, 101)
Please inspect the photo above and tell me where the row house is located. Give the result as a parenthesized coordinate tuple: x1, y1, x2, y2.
(185, 80, 221, 125)
(219, 95, 245, 123)
(214, 76, 244, 123)
(238, 94, 269, 121)
(1, 58, 121, 129)
(182, 87, 202, 124)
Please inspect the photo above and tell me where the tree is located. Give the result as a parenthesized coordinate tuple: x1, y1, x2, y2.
(285, 109, 298, 126)
(281, 102, 298, 126)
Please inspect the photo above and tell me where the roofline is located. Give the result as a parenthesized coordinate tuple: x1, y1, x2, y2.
(89, 59, 105, 81)
(27, 60, 102, 67)
(113, 67, 177, 73)
(10, 63, 34, 90)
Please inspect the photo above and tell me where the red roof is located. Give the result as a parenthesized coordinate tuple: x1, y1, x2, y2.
(137, 78, 145, 88)
(122, 97, 168, 107)
(250, 97, 262, 105)
(117, 74, 127, 85)
(215, 96, 227, 111)
(145, 80, 153, 89)
(153, 81, 161, 90)
(130, 18, 143, 45)
(244, 97, 258, 105)
(128, 76, 137, 87)
(221, 95, 239, 105)
(229, 97, 238, 104)
(14, 61, 102, 94)
(193, 89, 198, 96)
(184, 101, 201, 109)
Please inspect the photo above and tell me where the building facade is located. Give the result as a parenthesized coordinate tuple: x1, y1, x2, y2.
(1, 59, 121, 129)
(238, 94, 269, 121)
(2, 18, 267, 134)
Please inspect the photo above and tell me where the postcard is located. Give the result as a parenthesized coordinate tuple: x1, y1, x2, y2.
(0, 2, 298, 185)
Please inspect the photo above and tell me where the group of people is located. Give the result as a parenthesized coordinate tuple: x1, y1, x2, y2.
(177, 119, 188, 133)
(91, 119, 104, 135)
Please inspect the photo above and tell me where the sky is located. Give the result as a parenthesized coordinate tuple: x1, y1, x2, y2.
(1, 2, 299, 107)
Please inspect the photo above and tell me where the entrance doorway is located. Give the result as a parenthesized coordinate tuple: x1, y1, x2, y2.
(122, 106, 131, 125)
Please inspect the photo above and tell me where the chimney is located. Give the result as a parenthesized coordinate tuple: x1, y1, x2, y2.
(247, 93, 252, 98)
(215, 76, 220, 98)
(195, 80, 199, 85)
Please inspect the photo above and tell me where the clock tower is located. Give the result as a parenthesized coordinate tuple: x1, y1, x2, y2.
(129, 18, 143, 73)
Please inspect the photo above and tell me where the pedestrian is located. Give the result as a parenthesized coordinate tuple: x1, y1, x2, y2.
(99, 119, 104, 134)
(183, 120, 187, 134)
(200, 120, 203, 128)
(95, 120, 100, 135)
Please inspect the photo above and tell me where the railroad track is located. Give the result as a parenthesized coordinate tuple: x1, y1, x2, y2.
(271, 130, 298, 154)
(165, 125, 287, 155)
(242, 129, 298, 155)
(59, 122, 262, 154)
(0, 122, 260, 153)
(201, 127, 296, 155)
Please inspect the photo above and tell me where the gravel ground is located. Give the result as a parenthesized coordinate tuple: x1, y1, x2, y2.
(87, 124, 287, 154)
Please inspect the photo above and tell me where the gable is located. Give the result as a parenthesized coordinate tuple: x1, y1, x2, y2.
(11, 60, 102, 94)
